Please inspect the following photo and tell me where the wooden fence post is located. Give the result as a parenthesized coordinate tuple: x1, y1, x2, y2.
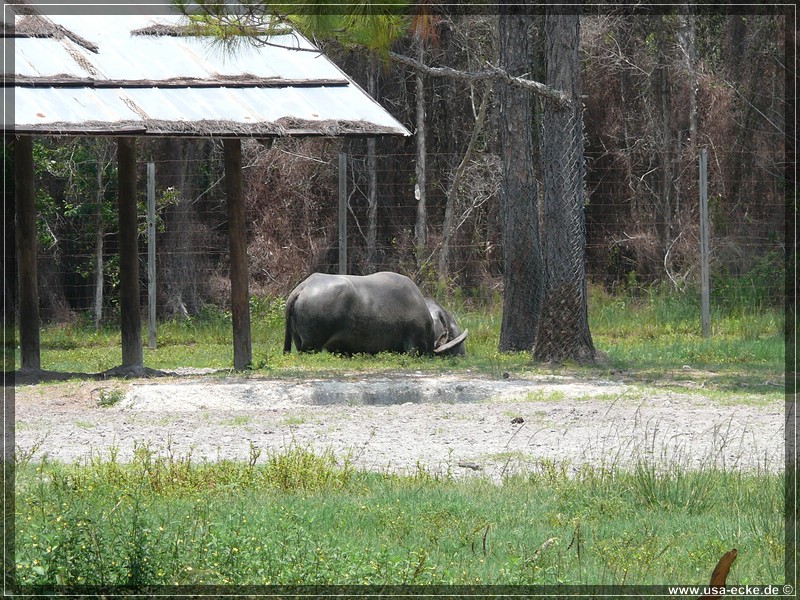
(147, 162, 157, 349)
(224, 138, 252, 370)
(117, 136, 143, 368)
(15, 135, 40, 370)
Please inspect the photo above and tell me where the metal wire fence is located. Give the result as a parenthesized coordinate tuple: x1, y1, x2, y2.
(24, 135, 786, 330)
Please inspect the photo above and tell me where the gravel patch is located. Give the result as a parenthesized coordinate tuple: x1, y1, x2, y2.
(13, 372, 784, 480)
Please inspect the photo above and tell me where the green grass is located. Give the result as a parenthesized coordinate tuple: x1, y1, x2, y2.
(14, 444, 785, 588)
(10, 286, 786, 414)
(11, 285, 786, 389)
(590, 287, 784, 366)
(587, 286, 786, 401)
(220, 415, 253, 427)
(12, 287, 788, 589)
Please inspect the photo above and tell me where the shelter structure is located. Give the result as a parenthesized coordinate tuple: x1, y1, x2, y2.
(4, 5, 409, 374)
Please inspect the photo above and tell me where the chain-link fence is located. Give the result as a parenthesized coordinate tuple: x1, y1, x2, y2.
(534, 97, 595, 362)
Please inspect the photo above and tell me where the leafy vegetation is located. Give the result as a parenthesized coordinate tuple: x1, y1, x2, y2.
(15, 444, 783, 588)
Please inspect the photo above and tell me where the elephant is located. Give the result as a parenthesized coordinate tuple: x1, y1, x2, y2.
(283, 272, 467, 356)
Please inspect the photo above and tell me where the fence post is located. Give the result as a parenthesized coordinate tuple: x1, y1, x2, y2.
(117, 136, 144, 368)
(338, 151, 347, 275)
(15, 135, 41, 370)
(224, 138, 252, 371)
(699, 147, 711, 337)
(147, 162, 157, 350)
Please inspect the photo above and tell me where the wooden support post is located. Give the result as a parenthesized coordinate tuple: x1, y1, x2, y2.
(117, 137, 143, 368)
(699, 147, 711, 338)
(338, 151, 347, 275)
(224, 138, 252, 370)
(15, 135, 40, 370)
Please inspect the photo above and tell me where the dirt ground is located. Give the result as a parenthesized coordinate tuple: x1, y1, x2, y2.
(12, 369, 785, 480)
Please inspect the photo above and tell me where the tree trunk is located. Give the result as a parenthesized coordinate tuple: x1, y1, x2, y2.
(616, 15, 636, 218)
(680, 5, 698, 163)
(414, 38, 428, 260)
(116, 136, 143, 369)
(673, 4, 698, 249)
(158, 139, 201, 319)
(366, 138, 378, 272)
(224, 138, 252, 371)
(4, 141, 16, 342)
(533, 11, 596, 364)
(498, 8, 542, 352)
(657, 15, 674, 270)
(15, 135, 41, 369)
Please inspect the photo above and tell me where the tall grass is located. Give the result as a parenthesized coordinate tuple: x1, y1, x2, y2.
(15, 444, 784, 588)
(15, 283, 785, 380)
(589, 284, 784, 375)
(12, 285, 787, 589)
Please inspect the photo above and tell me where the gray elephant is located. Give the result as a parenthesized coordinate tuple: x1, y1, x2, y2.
(283, 272, 467, 356)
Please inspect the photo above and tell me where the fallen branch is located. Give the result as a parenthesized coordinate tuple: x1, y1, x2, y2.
(388, 51, 570, 106)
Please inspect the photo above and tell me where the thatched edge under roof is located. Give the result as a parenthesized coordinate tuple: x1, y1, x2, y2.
(10, 116, 399, 138)
(7, 74, 348, 88)
(3, 13, 99, 53)
(131, 21, 293, 38)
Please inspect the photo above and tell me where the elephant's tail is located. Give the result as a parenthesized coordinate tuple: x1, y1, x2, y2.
(283, 291, 296, 353)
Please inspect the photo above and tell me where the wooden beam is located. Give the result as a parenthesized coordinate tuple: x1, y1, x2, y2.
(15, 135, 40, 370)
(224, 138, 252, 371)
(116, 136, 143, 368)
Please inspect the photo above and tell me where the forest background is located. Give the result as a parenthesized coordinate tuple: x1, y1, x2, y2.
(8, 7, 789, 332)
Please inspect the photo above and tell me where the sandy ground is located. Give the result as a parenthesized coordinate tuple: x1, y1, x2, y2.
(12, 370, 786, 480)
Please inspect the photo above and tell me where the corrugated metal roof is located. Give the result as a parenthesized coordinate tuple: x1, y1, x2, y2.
(3, 9, 410, 137)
